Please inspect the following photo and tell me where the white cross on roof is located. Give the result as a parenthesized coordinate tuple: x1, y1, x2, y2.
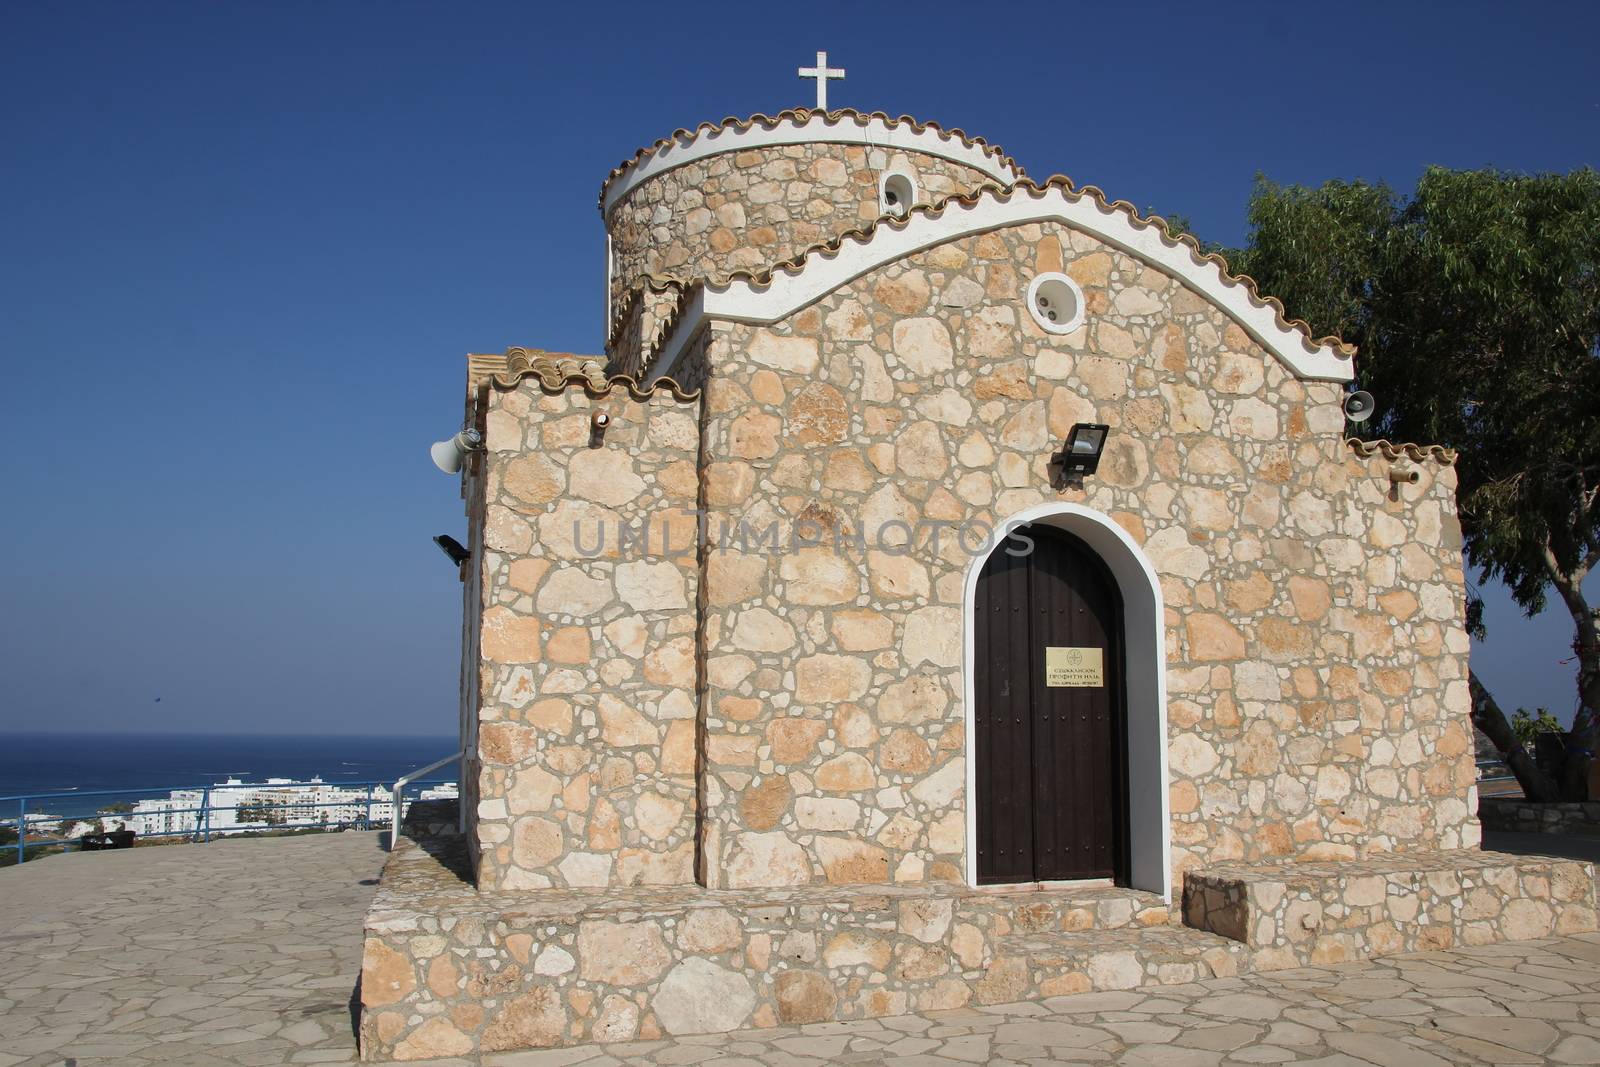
(797, 50, 845, 111)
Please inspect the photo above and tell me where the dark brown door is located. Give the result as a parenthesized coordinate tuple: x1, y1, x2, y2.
(974, 524, 1127, 884)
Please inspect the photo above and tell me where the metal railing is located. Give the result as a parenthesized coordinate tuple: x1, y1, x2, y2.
(1, 777, 454, 866)
(1477, 757, 1517, 783)
(390, 751, 464, 850)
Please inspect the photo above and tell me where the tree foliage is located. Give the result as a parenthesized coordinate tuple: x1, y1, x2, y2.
(1229, 167, 1600, 799)
(1511, 707, 1563, 747)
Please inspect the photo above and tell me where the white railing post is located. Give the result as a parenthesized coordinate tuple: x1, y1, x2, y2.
(389, 751, 463, 851)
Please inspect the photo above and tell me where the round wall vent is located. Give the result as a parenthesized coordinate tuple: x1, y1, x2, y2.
(1026, 273, 1086, 334)
(880, 172, 916, 217)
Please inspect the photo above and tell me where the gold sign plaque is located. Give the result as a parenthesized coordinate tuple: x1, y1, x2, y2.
(1045, 646, 1104, 688)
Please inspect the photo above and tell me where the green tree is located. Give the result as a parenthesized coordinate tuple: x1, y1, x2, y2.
(1511, 707, 1563, 748)
(1228, 167, 1600, 802)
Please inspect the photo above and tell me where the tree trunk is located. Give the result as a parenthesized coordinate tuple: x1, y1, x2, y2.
(1548, 571, 1600, 801)
(1469, 671, 1561, 802)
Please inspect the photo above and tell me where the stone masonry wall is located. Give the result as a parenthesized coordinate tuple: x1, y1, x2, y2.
(361, 834, 1594, 1058)
(361, 835, 1196, 1059)
(471, 381, 703, 891)
(605, 144, 998, 308)
(1479, 797, 1600, 836)
(692, 219, 1476, 892)
(1184, 850, 1597, 969)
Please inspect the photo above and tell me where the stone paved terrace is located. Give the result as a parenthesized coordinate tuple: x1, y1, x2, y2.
(4, 830, 1600, 1066)
(0, 831, 388, 1066)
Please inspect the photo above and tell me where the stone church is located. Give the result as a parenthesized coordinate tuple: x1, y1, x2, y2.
(358, 81, 1597, 1059)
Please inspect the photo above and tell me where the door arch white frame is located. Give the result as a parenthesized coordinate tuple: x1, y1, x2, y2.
(961, 502, 1172, 898)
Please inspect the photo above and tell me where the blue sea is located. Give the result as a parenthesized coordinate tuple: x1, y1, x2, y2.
(1, 732, 459, 819)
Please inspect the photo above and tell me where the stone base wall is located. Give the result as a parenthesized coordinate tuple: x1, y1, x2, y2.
(360, 832, 1205, 1060)
(1184, 850, 1598, 970)
(360, 836, 1598, 1060)
(400, 799, 459, 841)
(1479, 797, 1600, 836)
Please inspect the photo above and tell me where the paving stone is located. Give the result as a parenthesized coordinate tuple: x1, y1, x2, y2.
(1205, 993, 1288, 1022)
(1325, 1033, 1455, 1067)
(1434, 1016, 1563, 1054)
(1549, 1034, 1600, 1063)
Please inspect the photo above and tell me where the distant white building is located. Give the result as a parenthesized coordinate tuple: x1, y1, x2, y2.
(121, 778, 454, 838)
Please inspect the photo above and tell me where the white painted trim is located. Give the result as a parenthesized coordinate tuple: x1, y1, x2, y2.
(604, 233, 613, 348)
(602, 113, 1021, 216)
(1026, 272, 1087, 335)
(681, 183, 1352, 382)
(961, 503, 1172, 900)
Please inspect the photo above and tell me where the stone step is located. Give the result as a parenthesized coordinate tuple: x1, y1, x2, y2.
(959, 884, 1170, 933)
(989, 924, 1251, 999)
(1184, 849, 1598, 971)
(370, 836, 1171, 937)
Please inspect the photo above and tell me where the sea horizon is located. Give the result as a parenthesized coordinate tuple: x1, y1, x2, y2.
(1, 731, 460, 819)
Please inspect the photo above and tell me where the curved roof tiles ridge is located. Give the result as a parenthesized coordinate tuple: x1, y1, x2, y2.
(606, 274, 685, 355)
(599, 108, 1027, 214)
(718, 177, 1355, 358)
(494, 346, 700, 401)
(1346, 438, 1458, 465)
(645, 177, 1357, 383)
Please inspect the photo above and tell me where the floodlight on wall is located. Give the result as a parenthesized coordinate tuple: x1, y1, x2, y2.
(1057, 423, 1110, 478)
(433, 535, 470, 566)
(429, 428, 483, 475)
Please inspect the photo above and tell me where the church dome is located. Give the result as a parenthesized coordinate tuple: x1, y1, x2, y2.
(601, 109, 1025, 324)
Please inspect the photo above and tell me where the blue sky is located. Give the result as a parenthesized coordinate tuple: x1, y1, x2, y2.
(1, 0, 1595, 737)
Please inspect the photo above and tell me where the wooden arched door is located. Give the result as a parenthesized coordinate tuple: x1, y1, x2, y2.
(973, 523, 1128, 884)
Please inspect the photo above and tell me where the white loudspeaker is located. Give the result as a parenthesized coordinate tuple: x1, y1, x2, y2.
(429, 438, 464, 475)
(1343, 390, 1375, 423)
(429, 430, 482, 475)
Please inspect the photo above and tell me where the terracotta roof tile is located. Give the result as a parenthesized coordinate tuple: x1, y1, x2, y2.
(606, 274, 684, 355)
(481, 347, 699, 400)
(1346, 438, 1458, 465)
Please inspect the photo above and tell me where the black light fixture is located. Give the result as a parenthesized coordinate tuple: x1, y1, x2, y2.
(433, 535, 470, 567)
(1057, 422, 1110, 478)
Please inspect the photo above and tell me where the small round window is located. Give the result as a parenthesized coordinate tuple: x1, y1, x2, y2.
(880, 172, 915, 217)
(1026, 273, 1086, 334)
